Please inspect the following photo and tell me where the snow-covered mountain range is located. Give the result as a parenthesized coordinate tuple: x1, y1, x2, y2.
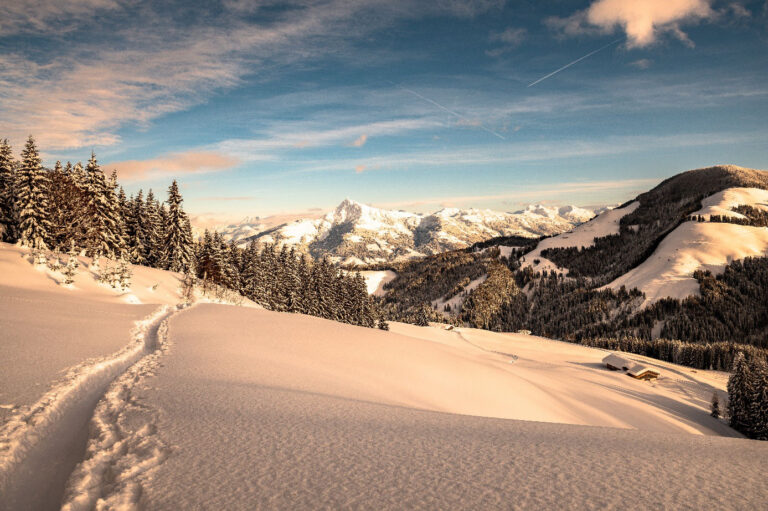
(227, 199, 598, 265)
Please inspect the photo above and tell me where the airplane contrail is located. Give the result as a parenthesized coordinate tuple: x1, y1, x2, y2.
(390, 82, 506, 140)
(527, 38, 623, 88)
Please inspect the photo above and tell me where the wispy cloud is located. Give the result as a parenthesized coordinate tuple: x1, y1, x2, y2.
(196, 196, 257, 201)
(391, 83, 506, 139)
(372, 178, 660, 209)
(215, 118, 440, 161)
(0, 0, 121, 35)
(0, 0, 506, 151)
(287, 131, 762, 174)
(107, 150, 240, 181)
(630, 58, 653, 69)
(486, 26, 527, 56)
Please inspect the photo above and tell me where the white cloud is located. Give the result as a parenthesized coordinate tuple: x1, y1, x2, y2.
(548, 0, 715, 48)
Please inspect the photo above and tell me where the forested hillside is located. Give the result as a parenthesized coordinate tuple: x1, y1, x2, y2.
(541, 166, 768, 282)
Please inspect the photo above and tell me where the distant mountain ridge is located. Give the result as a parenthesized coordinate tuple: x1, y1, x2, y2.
(228, 198, 599, 265)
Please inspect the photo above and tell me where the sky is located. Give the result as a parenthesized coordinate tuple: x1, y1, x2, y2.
(1, 0, 767, 224)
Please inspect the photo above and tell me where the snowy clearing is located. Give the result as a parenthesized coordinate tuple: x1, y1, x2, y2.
(521, 201, 639, 274)
(360, 270, 397, 296)
(692, 187, 768, 220)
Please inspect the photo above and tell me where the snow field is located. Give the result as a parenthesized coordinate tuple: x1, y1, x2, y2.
(136, 305, 767, 509)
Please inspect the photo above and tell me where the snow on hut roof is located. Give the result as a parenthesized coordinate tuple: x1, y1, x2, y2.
(603, 353, 631, 371)
(627, 364, 660, 379)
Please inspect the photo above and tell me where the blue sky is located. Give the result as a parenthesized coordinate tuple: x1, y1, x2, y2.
(1, 0, 767, 223)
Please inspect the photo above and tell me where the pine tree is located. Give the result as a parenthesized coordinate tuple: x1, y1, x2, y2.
(63, 241, 80, 285)
(748, 359, 768, 440)
(161, 181, 191, 272)
(117, 257, 132, 290)
(126, 190, 147, 265)
(144, 189, 162, 266)
(728, 353, 753, 435)
(0, 138, 18, 242)
(15, 136, 51, 250)
(84, 153, 122, 258)
(710, 392, 720, 418)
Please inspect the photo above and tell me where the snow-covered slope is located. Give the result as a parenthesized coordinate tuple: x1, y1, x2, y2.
(692, 187, 768, 220)
(604, 188, 768, 305)
(2, 241, 766, 510)
(242, 198, 596, 264)
(603, 187, 768, 305)
(130, 306, 764, 509)
(519, 201, 639, 274)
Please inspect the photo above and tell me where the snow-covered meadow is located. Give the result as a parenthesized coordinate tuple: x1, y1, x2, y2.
(1, 241, 767, 509)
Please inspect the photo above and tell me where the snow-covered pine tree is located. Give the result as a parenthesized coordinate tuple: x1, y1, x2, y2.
(47, 160, 76, 251)
(71, 161, 86, 189)
(225, 241, 242, 292)
(84, 153, 122, 258)
(239, 240, 261, 300)
(0, 138, 18, 242)
(117, 257, 132, 290)
(126, 190, 147, 265)
(15, 136, 51, 250)
(63, 241, 80, 285)
(748, 359, 768, 440)
(144, 189, 162, 266)
(161, 180, 193, 272)
(727, 353, 753, 435)
(107, 169, 126, 257)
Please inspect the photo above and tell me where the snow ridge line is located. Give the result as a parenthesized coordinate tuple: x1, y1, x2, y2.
(0, 304, 178, 506)
(61, 305, 185, 510)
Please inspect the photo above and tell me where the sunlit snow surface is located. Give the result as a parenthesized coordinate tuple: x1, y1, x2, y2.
(1, 241, 767, 510)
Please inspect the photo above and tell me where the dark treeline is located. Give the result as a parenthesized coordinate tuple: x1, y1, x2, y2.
(195, 231, 382, 328)
(0, 136, 380, 328)
(580, 337, 768, 372)
(687, 204, 768, 228)
(0, 136, 193, 271)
